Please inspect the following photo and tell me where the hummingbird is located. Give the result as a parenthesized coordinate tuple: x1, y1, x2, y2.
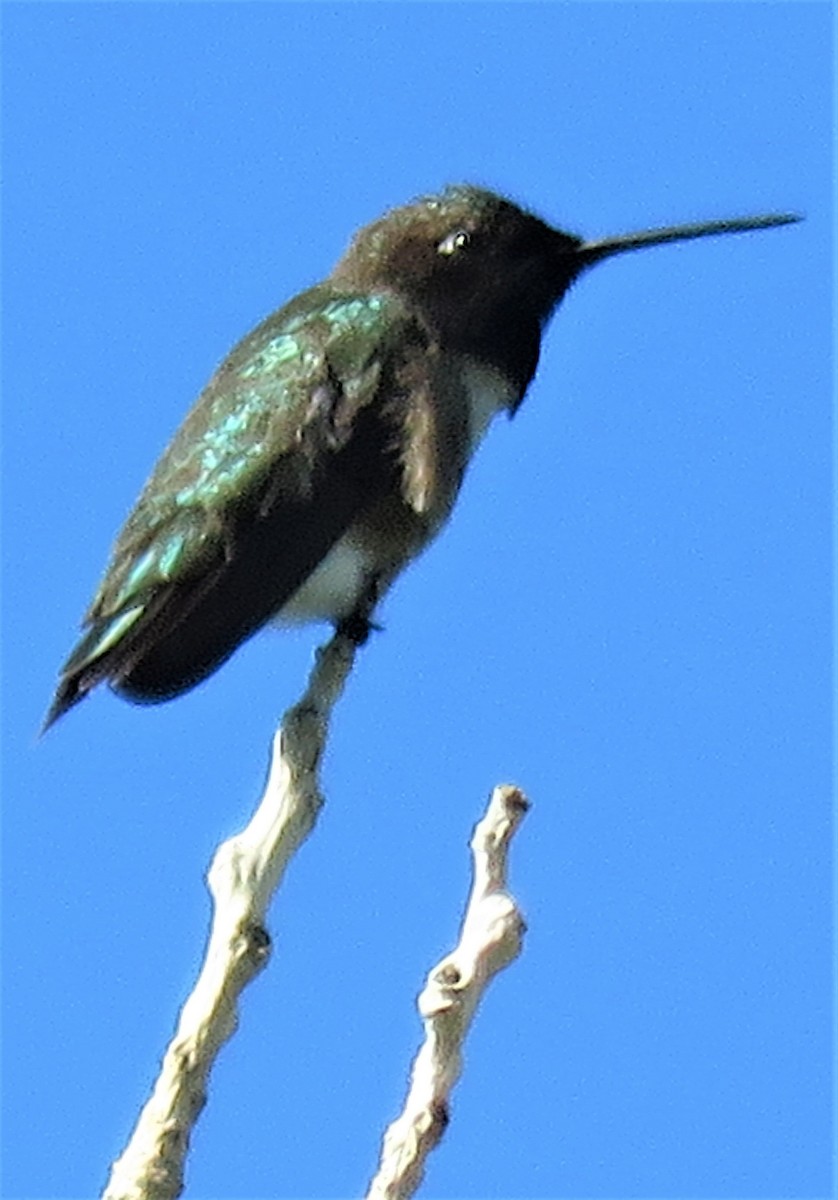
(44, 185, 799, 728)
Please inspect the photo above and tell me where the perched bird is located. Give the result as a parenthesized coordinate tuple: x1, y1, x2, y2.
(44, 185, 799, 728)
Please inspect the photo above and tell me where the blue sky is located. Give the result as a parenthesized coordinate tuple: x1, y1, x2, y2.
(2, 5, 832, 1199)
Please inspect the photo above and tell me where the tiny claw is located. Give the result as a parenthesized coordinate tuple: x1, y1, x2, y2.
(335, 574, 384, 646)
(335, 612, 380, 646)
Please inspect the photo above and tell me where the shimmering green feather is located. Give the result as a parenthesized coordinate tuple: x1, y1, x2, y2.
(83, 287, 417, 646)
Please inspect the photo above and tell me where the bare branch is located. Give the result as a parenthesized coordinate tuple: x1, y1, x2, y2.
(101, 631, 358, 1200)
(366, 784, 530, 1200)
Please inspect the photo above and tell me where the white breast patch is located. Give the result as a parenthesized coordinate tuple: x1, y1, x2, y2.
(460, 359, 518, 455)
(276, 536, 375, 625)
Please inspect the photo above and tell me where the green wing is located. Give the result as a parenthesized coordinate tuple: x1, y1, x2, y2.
(46, 287, 427, 725)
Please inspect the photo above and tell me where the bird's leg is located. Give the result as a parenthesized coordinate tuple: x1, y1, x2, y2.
(335, 575, 384, 646)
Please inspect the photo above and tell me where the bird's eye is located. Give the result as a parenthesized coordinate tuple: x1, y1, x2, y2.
(437, 229, 471, 256)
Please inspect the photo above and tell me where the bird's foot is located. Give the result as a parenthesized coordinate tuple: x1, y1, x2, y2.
(336, 578, 384, 646)
(335, 611, 383, 647)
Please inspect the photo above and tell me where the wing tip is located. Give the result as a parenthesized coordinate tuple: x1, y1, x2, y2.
(42, 602, 152, 733)
(41, 674, 89, 735)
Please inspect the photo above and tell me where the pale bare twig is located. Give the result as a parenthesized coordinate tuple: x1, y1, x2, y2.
(101, 632, 529, 1200)
(366, 784, 529, 1200)
(101, 630, 357, 1200)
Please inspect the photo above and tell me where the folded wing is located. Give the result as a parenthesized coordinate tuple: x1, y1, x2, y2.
(45, 288, 429, 726)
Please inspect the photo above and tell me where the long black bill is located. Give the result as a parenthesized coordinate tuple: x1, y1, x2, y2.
(576, 212, 802, 267)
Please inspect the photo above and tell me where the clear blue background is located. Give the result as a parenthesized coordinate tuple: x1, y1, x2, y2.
(2, 5, 832, 1199)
